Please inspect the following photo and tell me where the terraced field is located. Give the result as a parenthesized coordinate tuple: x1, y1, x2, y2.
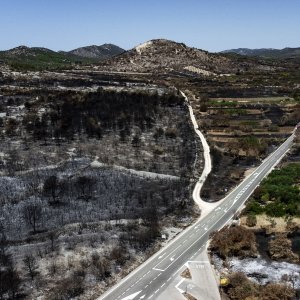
(190, 97, 300, 201)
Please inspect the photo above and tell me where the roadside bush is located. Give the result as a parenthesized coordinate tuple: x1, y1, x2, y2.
(268, 233, 299, 263)
(210, 225, 257, 259)
(246, 214, 257, 227)
(244, 200, 264, 215)
(227, 272, 259, 300)
(239, 136, 266, 156)
(260, 283, 295, 300)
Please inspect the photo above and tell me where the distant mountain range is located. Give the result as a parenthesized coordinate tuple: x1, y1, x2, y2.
(221, 47, 300, 59)
(64, 44, 125, 59)
(0, 44, 125, 70)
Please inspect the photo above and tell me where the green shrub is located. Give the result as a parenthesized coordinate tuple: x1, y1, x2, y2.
(245, 163, 300, 217)
(245, 200, 264, 215)
(265, 202, 286, 217)
(246, 214, 257, 227)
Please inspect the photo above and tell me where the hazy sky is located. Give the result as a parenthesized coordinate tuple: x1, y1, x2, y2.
(1, 0, 299, 52)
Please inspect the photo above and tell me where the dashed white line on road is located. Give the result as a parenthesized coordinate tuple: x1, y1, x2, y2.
(158, 253, 166, 259)
(153, 267, 165, 272)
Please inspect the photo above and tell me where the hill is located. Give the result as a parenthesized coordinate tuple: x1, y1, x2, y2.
(99, 39, 271, 75)
(0, 45, 88, 71)
(66, 43, 125, 59)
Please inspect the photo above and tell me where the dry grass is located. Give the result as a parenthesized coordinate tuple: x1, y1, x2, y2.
(240, 214, 300, 233)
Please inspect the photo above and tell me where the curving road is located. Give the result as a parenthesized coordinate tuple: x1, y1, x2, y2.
(98, 99, 296, 300)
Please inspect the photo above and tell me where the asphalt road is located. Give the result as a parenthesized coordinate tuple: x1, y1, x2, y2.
(98, 132, 295, 300)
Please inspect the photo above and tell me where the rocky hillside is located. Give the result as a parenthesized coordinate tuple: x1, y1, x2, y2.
(67, 43, 125, 59)
(99, 39, 272, 75)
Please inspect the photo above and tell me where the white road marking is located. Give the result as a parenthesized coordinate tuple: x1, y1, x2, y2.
(121, 291, 142, 300)
(153, 267, 164, 272)
(175, 278, 185, 293)
(187, 260, 210, 263)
